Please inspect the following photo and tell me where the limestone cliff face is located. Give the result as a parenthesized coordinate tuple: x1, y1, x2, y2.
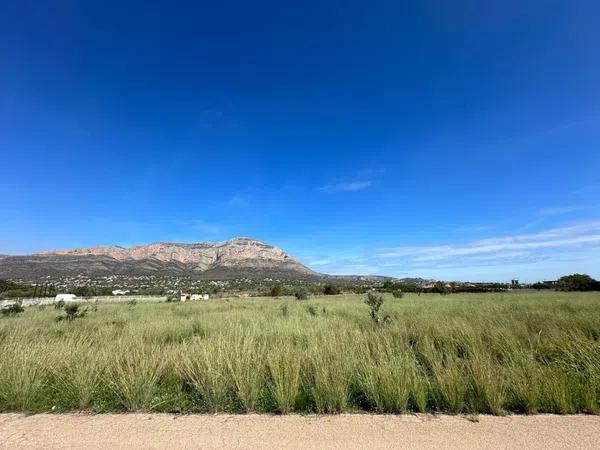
(37, 237, 313, 275)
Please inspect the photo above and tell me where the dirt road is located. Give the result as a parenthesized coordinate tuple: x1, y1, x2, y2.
(1, 413, 599, 449)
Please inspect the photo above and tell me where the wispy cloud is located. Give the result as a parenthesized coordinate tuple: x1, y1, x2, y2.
(537, 205, 586, 216)
(377, 221, 600, 267)
(322, 180, 373, 193)
(320, 168, 383, 193)
(297, 221, 600, 281)
(306, 258, 333, 266)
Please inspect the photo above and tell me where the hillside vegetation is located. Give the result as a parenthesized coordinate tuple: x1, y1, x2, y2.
(0, 291, 599, 414)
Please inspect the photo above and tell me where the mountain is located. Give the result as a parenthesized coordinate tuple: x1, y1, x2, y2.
(0, 238, 323, 281)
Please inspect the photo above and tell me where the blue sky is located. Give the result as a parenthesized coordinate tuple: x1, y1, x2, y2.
(1, 1, 599, 281)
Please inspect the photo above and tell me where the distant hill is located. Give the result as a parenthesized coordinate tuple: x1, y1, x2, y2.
(0, 237, 388, 283)
(0, 238, 315, 280)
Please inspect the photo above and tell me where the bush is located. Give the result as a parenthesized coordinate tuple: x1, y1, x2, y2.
(323, 285, 340, 295)
(365, 292, 384, 325)
(391, 290, 404, 299)
(58, 303, 86, 322)
(557, 274, 600, 291)
(433, 282, 452, 295)
(531, 282, 553, 290)
(294, 290, 308, 300)
(1, 302, 24, 317)
(270, 285, 283, 297)
(72, 286, 95, 297)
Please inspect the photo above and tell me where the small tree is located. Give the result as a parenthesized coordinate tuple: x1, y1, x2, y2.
(270, 285, 283, 297)
(558, 274, 600, 291)
(323, 284, 340, 295)
(365, 292, 384, 325)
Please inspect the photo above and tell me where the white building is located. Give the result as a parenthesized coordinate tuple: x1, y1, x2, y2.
(112, 289, 130, 296)
(55, 294, 78, 303)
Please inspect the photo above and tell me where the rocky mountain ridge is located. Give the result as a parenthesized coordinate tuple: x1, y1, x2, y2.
(1, 237, 320, 280)
(38, 237, 303, 270)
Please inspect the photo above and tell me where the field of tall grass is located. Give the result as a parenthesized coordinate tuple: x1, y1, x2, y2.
(0, 291, 599, 414)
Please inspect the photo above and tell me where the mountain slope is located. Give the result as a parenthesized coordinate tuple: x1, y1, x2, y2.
(0, 238, 320, 281)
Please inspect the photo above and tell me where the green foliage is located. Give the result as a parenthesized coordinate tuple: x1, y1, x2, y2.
(294, 290, 308, 300)
(391, 289, 404, 298)
(1, 301, 24, 317)
(72, 286, 96, 297)
(434, 282, 452, 295)
(365, 292, 384, 324)
(323, 285, 340, 295)
(531, 282, 553, 290)
(269, 285, 283, 297)
(0, 280, 36, 299)
(59, 303, 87, 322)
(558, 273, 600, 291)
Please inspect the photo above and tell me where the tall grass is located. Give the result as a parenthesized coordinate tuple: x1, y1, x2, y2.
(266, 341, 304, 413)
(0, 291, 599, 414)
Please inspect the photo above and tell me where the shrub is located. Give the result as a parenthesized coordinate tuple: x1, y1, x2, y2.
(270, 285, 283, 297)
(59, 303, 86, 322)
(294, 290, 308, 300)
(323, 285, 340, 295)
(1, 302, 24, 317)
(391, 289, 404, 299)
(365, 292, 384, 325)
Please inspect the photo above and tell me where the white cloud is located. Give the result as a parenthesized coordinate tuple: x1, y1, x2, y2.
(377, 221, 600, 268)
(321, 180, 372, 193)
(537, 205, 586, 216)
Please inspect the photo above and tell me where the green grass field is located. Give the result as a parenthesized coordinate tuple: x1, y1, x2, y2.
(1, 291, 599, 414)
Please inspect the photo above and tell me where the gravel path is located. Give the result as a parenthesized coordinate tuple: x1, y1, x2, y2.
(1, 413, 599, 449)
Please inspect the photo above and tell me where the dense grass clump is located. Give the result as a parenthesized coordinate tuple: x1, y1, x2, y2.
(0, 292, 599, 414)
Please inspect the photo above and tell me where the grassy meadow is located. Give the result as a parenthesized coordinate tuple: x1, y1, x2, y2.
(0, 291, 599, 415)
